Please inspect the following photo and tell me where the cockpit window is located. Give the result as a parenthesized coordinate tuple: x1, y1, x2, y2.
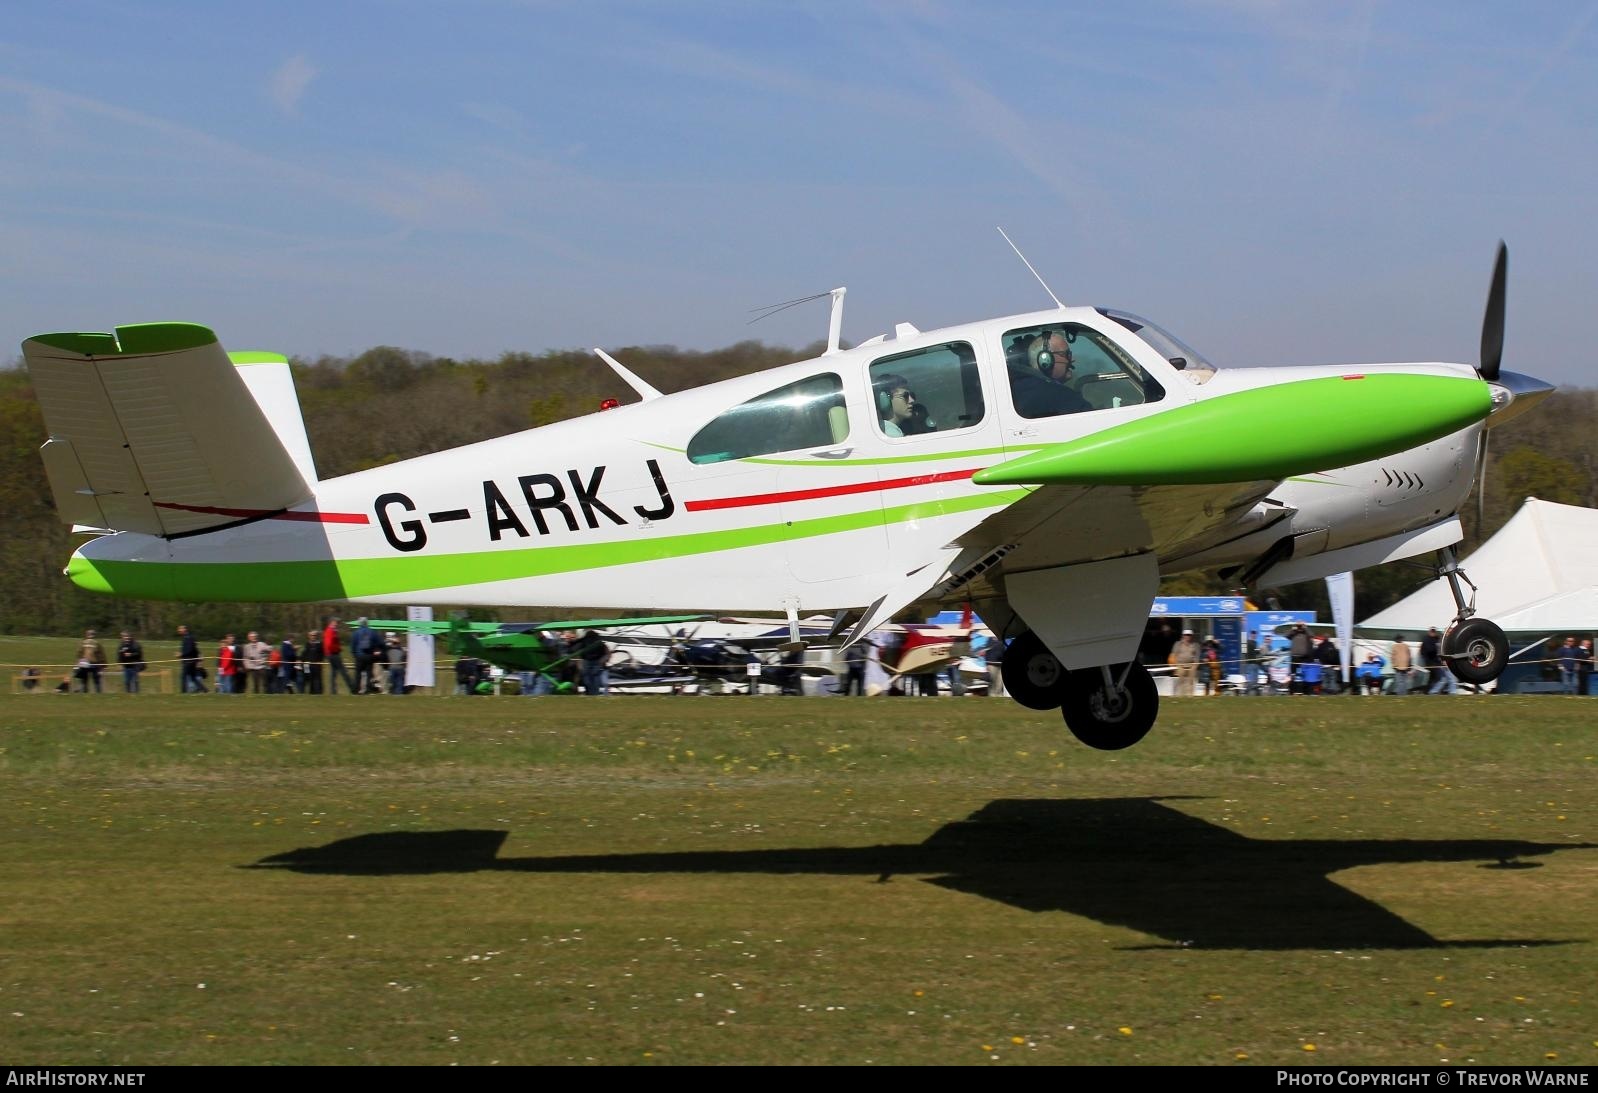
(868, 341, 985, 438)
(687, 373, 849, 464)
(1099, 309, 1219, 384)
(1002, 323, 1164, 419)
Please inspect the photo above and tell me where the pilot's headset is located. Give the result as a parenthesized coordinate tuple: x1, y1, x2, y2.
(1029, 330, 1074, 375)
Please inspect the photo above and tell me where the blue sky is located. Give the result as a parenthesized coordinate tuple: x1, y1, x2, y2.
(3, 1, 1596, 384)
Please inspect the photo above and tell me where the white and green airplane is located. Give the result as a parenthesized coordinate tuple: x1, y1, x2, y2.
(23, 245, 1551, 748)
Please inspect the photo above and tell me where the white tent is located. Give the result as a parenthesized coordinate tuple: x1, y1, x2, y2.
(1361, 499, 1598, 635)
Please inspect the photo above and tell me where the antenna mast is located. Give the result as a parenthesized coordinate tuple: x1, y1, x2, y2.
(997, 226, 1064, 310)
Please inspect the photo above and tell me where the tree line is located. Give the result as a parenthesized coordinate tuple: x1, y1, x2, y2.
(0, 342, 1592, 637)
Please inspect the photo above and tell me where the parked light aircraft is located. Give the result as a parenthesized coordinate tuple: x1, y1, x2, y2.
(367, 614, 709, 693)
(23, 245, 1552, 748)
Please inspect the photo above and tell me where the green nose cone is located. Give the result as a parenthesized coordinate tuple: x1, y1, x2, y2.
(974, 374, 1492, 487)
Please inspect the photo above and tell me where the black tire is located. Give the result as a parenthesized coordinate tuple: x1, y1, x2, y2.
(1001, 632, 1069, 710)
(1060, 661, 1159, 751)
(1443, 618, 1509, 685)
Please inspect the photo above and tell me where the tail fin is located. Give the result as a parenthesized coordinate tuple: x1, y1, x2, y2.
(230, 351, 318, 484)
(23, 323, 314, 537)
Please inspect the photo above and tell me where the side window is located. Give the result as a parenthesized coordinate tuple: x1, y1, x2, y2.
(1003, 323, 1165, 420)
(868, 341, 985, 438)
(687, 373, 849, 464)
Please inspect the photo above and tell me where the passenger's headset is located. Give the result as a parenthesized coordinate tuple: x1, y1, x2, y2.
(875, 375, 906, 414)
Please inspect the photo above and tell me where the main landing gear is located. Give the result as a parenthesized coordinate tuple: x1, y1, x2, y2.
(1434, 546, 1510, 686)
(1001, 632, 1159, 750)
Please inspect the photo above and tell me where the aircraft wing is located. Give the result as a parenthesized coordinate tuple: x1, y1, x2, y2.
(507, 614, 710, 633)
(866, 478, 1281, 668)
(367, 615, 709, 637)
(366, 618, 498, 636)
(961, 478, 1281, 580)
(23, 323, 314, 537)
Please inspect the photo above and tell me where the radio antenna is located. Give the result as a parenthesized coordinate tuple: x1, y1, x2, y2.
(997, 226, 1064, 310)
(749, 286, 848, 355)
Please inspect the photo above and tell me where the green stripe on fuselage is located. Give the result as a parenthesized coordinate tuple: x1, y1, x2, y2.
(70, 488, 1028, 603)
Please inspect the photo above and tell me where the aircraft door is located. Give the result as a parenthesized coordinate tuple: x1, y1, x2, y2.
(863, 339, 1003, 568)
(777, 373, 890, 587)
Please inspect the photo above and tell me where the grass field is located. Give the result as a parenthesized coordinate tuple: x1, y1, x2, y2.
(1, 680, 1594, 1066)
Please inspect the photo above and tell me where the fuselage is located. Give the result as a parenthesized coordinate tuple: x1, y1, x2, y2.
(67, 303, 1506, 612)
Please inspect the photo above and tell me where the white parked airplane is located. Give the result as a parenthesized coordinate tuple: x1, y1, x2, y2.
(23, 244, 1551, 748)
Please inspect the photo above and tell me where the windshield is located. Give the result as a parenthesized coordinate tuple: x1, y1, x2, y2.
(1099, 309, 1218, 383)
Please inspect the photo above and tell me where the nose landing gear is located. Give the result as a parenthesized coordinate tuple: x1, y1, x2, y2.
(1434, 546, 1510, 685)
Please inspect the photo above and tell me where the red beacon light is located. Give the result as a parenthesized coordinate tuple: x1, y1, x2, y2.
(598, 397, 621, 412)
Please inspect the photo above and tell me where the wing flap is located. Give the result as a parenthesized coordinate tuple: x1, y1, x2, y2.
(23, 323, 314, 536)
(38, 438, 111, 529)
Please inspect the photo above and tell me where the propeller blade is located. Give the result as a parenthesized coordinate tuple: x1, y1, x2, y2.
(1480, 241, 1507, 381)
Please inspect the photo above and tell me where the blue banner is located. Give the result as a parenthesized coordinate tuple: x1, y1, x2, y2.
(1150, 596, 1251, 617)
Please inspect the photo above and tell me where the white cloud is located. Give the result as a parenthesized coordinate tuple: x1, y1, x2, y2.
(270, 53, 317, 115)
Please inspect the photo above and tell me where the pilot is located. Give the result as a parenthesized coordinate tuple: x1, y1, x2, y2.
(875, 372, 932, 437)
(1009, 329, 1091, 418)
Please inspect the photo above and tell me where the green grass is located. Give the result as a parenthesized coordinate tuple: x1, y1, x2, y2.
(1, 689, 1594, 1065)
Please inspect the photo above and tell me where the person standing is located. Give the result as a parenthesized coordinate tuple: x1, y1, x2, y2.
(383, 633, 407, 695)
(1419, 627, 1443, 693)
(218, 634, 239, 694)
(302, 629, 324, 694)
(78, 630, 106, 693)
(278, 635, 300, 694)
(242, 631, 272, 694)
(116, 631, 145, 693)
(178, 625, 207, 693)
(1426, 626, 1457, 695)
(1288, 624, 1314, 696)
(1390, 635, 1413, 695)
(1201, 637, 1223, 696)
(1555, 636, 1580, 694)
(1241, 633, 1258, 695)
(350, 618, 379, 694)
(1578, 639, 1594, 697)
(323, 616, 355, 694)
(984, 635, 1005, 699)
(843, 640, 868, 697)
(1316, 635, 1343, 695)
(574, 630, 610, 696)
(1171, 630, 1199, 696)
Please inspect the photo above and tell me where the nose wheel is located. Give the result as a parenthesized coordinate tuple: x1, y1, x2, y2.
(1443, 617, 1509, 685)
(1060, 661, 1158, 751)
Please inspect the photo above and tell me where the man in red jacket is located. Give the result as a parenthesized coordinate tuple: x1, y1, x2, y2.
(323, 616, 356, 695)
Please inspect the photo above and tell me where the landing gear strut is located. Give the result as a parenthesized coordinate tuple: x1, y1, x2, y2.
(1434, 546, 1509, 685)
(1059, 660, 1158, 751)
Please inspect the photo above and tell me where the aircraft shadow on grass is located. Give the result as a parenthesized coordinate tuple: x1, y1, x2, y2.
(250, 797, 1592, 951)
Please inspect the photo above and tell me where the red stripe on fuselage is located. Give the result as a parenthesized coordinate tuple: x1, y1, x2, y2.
(685, 468, 979, 512)
(154, 501, 370, 524)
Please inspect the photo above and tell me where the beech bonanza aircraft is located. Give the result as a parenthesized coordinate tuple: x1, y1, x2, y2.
(24, 245, 1551, 748)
